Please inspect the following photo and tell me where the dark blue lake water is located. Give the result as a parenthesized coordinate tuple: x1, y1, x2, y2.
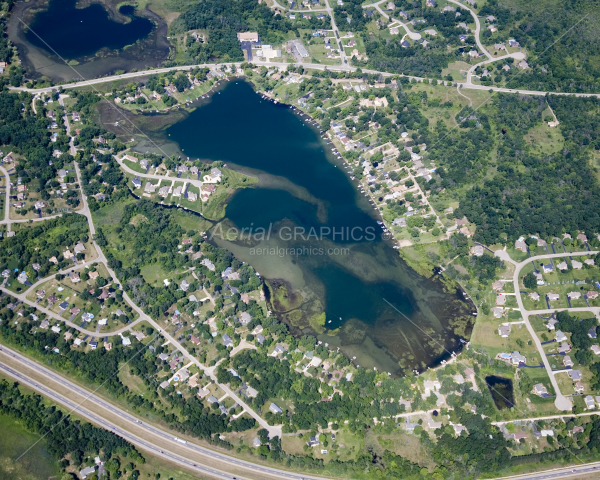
(26, 0, 153, 59)
(166, 81, 472, 373)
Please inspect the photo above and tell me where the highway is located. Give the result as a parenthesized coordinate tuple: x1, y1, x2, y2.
(2, 345, 600, 480)
(0, 345, 323, 480)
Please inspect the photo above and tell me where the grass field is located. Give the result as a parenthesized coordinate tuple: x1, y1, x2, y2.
(0, 412, 60, 480)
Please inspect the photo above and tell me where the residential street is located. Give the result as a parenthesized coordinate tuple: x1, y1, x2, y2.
(496, 249, 600, 411)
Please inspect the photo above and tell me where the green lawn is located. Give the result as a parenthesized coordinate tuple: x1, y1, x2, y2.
(0, 412, 60, 480)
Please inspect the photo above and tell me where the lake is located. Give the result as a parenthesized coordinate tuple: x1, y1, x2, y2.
(165, 81, 474, 374)
(9, 0, 168, 81)
(25, 0, 153, 59)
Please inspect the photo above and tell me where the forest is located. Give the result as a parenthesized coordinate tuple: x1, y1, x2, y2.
(453, 94, 600, 244)
(0, 214, 89, 279)
(485, 0, 600, 93)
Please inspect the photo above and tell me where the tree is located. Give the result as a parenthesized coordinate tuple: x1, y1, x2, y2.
(523, 272, 537, 290)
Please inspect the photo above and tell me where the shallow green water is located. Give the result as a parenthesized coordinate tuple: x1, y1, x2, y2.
(166, 81, 473, 373)
(26, 0, 153, 59)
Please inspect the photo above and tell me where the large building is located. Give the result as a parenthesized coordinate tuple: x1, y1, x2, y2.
(237, 32, 260, 43)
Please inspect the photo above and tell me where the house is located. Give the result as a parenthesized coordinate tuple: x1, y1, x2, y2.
(575, 381, 584, 393)
(472, 245, 484, 256)
(17, 271, 28, 284)
(517, 61, 529, 69)
(585, 259, 595, 266)
(529, 292, 540, 301)
(273, 344, 287, 356)
(122, 336, 131, 346)
(591, 345, 600, 355)
(555, 330, 568, 343)
(568, 370, 582, 381)
(558, 343, 571, 354)
(70, 272, 81, 283)
(223, 334, 232, 347)
(584, 395, 597, 410)
(172, 186, 183, 197)
(492, 280, 505, 291)
(543, 263, 554, 273)
(572, 260, 583, 270)
(144, 182, 157, 194)
(80, 466, 97, 479)
(425, 0, 435, 6)
(307, 436, 320, 447)
(180, 280, 190, 292)
(547, 293, 560, 301)
(240, 312, 252, 325)
(256, 334, 265, 345)
(588, 291, 599, 300)
(201, 258, 216, 271)
(568, 291, 581, 300)
(589, 328, 598, 339)
(511, 351, 526, 365)
(442, 5, 455, 11)
(158, 186, 170, 197)
(541, 430, 554, 437)
(132, 177, 142, 189)
(187, 191, 198, 202)
(498, 325, 511, 338)
(427, 416, 442, 429)
(492, 307, 504, 318)
(401, 40, 411, 48)
(122, 154, 138, 163)
(423, 29, 437, 36)
(557, 261, 568, 270)
(515, 238, 528, 252)
(269, 402, 283, 414)
(533, 384, 548, 396)
(423, 380, 441, 396)
(496, 294, 506, 306)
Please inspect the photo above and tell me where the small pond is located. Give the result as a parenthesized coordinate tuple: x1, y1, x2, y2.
(485, 375, 515, 410)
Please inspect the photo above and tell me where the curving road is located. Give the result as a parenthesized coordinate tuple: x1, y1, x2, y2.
(446, 0, 492, 60)
(496, 249, 600, 411)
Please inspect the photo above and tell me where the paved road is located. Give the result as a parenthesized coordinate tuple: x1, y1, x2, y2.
(10, 60, 600, 99)
(0, 345, 320, 480)
(2, 345, 600, 480)
(324, 0, 347, 65)
(0, 165, 11, 233)
(495, 249, 600, 411)
(115, 157, 205, 192)
(446, 0, 492, 60)
(465, 51, 525, 85)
